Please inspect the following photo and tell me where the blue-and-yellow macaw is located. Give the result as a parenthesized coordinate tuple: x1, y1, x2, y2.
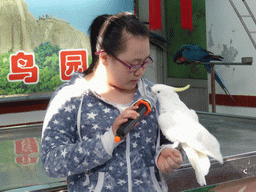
(173, 44, 235, 101)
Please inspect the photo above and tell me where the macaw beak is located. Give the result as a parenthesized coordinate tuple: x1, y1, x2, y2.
(173, 84, 190, 92)
(179, 56, 187, 62)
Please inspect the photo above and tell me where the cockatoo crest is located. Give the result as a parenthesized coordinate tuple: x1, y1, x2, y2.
(151, 84, 190, 98)
(151, 84, 195, 118)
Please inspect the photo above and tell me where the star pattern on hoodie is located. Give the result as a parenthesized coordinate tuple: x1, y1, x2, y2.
(92, 124, 99, 130)
(64, 105, 72, 112)
(61, 148, 67, 157)
(103, 108, 111, 113)
(87, 112, 97, 119)
(41, 74, 162, 192)
(53, 119, 59, 124)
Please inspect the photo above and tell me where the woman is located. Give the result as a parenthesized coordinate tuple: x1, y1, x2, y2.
(41, 12, 182, 192)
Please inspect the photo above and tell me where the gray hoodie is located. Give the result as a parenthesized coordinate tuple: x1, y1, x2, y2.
(41, 72, 169, 192)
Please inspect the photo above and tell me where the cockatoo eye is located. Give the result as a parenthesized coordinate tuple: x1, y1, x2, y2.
(157, 91, 160, 94)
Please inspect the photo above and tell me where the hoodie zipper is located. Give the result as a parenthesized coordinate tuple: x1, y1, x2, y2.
(126, 133, 132, 192)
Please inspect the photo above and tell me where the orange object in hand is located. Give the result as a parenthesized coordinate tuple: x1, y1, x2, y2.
(114, 99, 152, 143)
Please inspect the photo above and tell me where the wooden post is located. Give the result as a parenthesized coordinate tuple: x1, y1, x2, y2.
(211, 64, 216, 113)
(192, 57, 252, 113)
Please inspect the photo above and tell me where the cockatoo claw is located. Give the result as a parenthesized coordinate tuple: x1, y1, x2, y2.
(172, 141, 181, 149)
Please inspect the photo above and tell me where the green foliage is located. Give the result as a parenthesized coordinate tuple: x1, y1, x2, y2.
(183, 185, 216, 192)
(0, 42, 63, 96)
(34, 42, 60, 67)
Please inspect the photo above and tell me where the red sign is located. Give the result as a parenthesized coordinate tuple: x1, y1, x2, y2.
(15, 155, 38, 165)
(15, 137, 39, 155)
(14, 137, 39, 165)
(7, 50, 88, 85)
(8, 51, 39, 84)
(59, 49, 87, 81)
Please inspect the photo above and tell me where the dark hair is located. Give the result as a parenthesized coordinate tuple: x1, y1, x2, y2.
(83, 12, 149, 76)
(83, 14, 111, 76)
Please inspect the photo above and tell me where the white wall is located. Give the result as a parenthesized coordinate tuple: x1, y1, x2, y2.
(206, 0, 256, 117)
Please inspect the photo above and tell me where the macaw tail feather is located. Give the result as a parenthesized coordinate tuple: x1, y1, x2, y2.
(204, 55, 224, 61)
(205, 64, 236, 102)
(212, 55, 224, 60)
(214, 72, 236, 102)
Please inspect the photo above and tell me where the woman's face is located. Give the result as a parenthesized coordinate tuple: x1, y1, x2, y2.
(105, 34, 150, 91)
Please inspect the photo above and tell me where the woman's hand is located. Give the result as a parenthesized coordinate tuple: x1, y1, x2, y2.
(157, 147, 183, 174)
(112, 106, 140, 136)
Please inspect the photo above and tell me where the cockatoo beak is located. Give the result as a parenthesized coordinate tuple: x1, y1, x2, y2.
(173, 84, 190, 92)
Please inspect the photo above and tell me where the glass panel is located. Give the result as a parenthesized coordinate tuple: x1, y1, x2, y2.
(0, 124, 65, 191)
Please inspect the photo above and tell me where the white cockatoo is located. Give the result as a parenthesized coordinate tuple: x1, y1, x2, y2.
(151, 84, 223, 186)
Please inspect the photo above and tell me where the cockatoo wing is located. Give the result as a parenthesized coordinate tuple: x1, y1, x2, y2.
(189, 109, 199, 122)
(173, 111, 223, 163)
(158, 111, 223, 164)
(158, 113, 177, 142)
(182, 143, 210, 186)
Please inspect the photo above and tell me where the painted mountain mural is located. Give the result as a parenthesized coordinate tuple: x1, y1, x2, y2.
(0, 0, 91, 96)
(0, 0, 91, 54)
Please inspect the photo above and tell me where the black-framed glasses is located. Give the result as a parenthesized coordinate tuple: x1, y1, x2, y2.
(95, 51, 153, 73)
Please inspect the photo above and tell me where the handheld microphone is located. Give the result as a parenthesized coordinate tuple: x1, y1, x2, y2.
(114, 99, 152, 143)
